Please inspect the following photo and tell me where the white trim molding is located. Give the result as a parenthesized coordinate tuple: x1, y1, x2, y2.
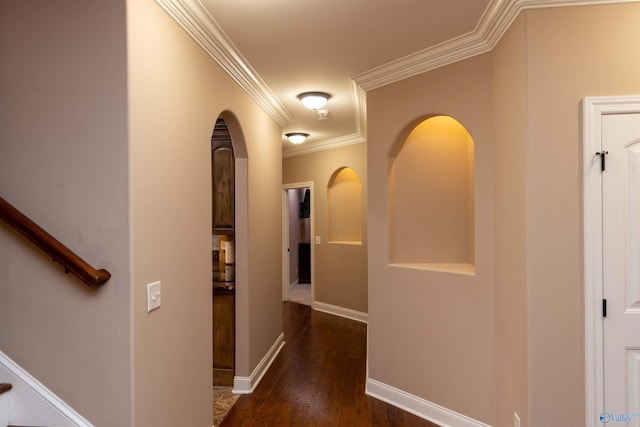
(0, 351, 93, 426)
(233, 332, 285, 394)
(156, 0, 637, 156)
(583, 95, 640, 427)
(366, 378, 491, 427)
(353, 0, 639, 91)
(154, 0, 292, 128)
(282, 133, 365, 159)
(313, 301, 368, 324)
(351, 79, 367, 140)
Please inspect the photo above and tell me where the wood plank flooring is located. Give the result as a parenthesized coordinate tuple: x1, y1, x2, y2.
(221, 302, 439, 426)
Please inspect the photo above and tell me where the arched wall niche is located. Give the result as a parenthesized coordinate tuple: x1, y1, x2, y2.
(328, 167, 363, 245)
(389, 115, 475, 274)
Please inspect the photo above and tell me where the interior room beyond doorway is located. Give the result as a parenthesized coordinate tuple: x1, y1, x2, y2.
(285, 186, 312, 306)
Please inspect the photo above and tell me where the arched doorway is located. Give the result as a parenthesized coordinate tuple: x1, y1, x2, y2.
(212, 118, 235, 386)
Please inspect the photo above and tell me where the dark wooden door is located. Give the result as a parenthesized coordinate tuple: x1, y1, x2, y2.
(212, 146, 234, 232)
(212, 118, 235, 386)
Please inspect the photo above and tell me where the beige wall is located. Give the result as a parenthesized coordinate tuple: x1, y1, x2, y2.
(283, 143, 368, 313)
(0, 2, 131, 426)
(368, 53, 496, 423)
(493, 13, 529, 427)
(128, 0, 283, 425)
(523, 4, 640, 426)
(369, 3, 640, 427)
(4, 2, 638, 425)
(0, 0, 284, 425)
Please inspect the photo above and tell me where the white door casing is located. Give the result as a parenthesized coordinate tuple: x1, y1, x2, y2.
(584, 95, 640, 427)
(602, 112, 640, 425)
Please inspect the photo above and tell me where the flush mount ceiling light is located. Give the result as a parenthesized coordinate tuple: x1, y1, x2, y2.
(286, 132, 309, 144)
(297, 92, 331, 110)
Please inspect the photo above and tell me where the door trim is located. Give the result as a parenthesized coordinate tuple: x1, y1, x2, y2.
(583, 95, 640, 427)
(282, 181, 315, 303)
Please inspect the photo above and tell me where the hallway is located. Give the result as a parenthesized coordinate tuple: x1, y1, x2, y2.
(221, 302, 439, 426)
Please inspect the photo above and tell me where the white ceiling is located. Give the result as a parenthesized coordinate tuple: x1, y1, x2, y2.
(156, 0, 630, 157)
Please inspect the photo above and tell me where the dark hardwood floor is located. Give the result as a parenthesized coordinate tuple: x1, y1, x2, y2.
(221, 302, 439, 427)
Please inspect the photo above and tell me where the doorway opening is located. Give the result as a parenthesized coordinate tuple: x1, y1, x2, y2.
(212, 117, 235, 386)
(282, 182, 314, 306)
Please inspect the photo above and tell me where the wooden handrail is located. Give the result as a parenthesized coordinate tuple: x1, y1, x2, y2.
(0, 197, 111, 288)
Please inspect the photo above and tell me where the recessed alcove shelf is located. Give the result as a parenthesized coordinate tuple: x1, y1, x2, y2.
(328, 240, 363, 246)
(389, 116, 475, 268)
(328, 167, 363, 244)
(389, 263, 475, 276)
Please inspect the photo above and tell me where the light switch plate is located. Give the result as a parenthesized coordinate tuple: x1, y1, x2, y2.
(147, 281, 161, 313)
(315, 236, 321, 245)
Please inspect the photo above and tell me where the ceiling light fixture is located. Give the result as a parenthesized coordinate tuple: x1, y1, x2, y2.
(286, 132, 309, 144)
(297, 92, 331, 110)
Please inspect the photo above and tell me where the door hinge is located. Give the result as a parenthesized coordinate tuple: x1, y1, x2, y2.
(596, 151, 609, 171)
(603, 299, 607, 318)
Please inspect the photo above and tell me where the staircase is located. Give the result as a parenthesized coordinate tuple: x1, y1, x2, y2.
(0, 383, 38, 427)
(0, 198, 102, 427)
(1, 382, 41, 427)
(0, 353, 92, 427)
(0, 380, 68, 427)
(0, 383, 12, 426)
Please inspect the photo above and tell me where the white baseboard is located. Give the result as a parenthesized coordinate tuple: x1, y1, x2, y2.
(366, 378, 491, 427)
(233, 332, 285, 394)
(312, 301, 368, 323)
(0, 351, 93, 426)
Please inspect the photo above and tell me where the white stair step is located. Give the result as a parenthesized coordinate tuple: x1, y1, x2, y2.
(0, 383, 11, 427)
(0, 353, 91, 427)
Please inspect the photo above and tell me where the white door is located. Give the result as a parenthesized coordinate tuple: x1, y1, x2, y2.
(603, 112, 640, 425)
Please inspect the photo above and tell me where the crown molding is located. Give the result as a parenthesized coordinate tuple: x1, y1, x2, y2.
(157, 0, 636, 156)
(351, 80, 368, 140)
(155, 0, 292, 128)
(353, 0, 639, 91)
(282, 133, 365, 159)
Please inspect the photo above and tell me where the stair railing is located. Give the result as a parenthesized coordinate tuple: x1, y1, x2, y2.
(0, 196, 111, 288)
